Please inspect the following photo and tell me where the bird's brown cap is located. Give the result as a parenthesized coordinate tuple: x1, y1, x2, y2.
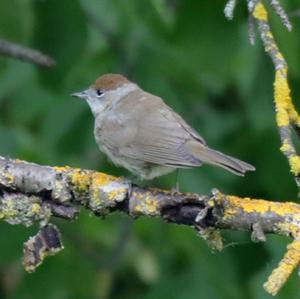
(91, 74, 130, 91)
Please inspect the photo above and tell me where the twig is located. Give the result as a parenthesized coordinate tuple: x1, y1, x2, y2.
(0, 39, 55, 67)
(23, 224, 63, 273)
(269, 0, 292, 31)
(224, 0, 237, 20)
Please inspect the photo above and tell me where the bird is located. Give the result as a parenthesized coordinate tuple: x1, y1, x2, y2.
(72, 74, 255, 180)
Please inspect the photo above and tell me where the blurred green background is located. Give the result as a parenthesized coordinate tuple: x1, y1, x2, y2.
(0, 0, 300, 298)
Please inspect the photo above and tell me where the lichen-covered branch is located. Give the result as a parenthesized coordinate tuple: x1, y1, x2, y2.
(249, 2, 300, 191)
(249, 2, 300, 292)
(23, 224, 63, 273)
(0, 156, 299, 294)
(0, 38, 55, 67)
(224, 0, 300, 294)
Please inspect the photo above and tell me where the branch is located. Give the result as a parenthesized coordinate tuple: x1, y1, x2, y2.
(249, 1, 300, 193)
(223, 1, 300, 294)
(0, 39, 55, 67)
(0, 156, 299, 294)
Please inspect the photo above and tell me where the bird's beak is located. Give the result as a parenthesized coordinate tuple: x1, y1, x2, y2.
(71, 91, 87, 99)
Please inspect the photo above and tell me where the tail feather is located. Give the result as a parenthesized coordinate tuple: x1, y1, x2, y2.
(195, 147, 255, 176)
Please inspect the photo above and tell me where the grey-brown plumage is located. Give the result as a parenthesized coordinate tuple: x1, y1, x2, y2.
(72, 74, 255, 180)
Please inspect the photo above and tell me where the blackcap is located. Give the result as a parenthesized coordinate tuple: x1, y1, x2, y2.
(72, 74, 255, 180)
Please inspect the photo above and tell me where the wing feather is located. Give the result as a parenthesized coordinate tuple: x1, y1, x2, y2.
(100, 89, 205, 167)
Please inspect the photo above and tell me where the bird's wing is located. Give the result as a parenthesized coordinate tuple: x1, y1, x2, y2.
(100, 90, 206, 167)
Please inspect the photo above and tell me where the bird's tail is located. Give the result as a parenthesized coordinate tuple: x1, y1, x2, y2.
(196, 147, 255, 176)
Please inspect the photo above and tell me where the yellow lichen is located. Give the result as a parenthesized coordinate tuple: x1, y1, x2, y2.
(15, 159, 26, 163)
(31, 203, 41, 215)
(91, 172, 115, 186)
(145, 198, 158, 214)
(53, 166, 71, 172)
(276, 222, 300, 238)
(285, 99, 300, 124)
(92, 172, 118, 192)
(89, 196, 101, 211)
(253, 2, 268, 21)
(280, 140, 291, 153)
(207, 199, 215, 207)
(266, 31, 273, 39)
(275, 52, 284, 61)
(0, 199, 17, 220)
(271, 203, 300, 217)
(106, 187, 127, 202)
(224, 196, 268, 215)
(289, 109, 300, 126)
(264, 238, 300, 295)
(134, 204, 142, 213)
(86, 172, 128, 212)
(4, 173, 14, 185)
(289, 156, 300, 175)
(0, 209, 17, 220)
(71, 170, 91, 192)
(274, 70, 290, 127)
(131, 191, 159, 215)
(224, 196, 300, 218)
(273, 69, 300, 126)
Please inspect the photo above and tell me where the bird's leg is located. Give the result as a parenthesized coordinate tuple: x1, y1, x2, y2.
(127, 174, 145, 188)
(171, 169, 180, 193)
(126, 175, 144, 200)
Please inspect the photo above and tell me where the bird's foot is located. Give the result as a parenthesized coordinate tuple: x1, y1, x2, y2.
(171, 181, 180, 194)
(171, 170, 180, 194)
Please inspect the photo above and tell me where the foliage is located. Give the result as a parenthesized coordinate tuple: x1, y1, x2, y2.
(0, 0, 300, 298)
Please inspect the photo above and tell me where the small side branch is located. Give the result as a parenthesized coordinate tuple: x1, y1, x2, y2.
(264, 238, 300, 295)
(0, 39, 55, 67)
(23, 224, 63, 272)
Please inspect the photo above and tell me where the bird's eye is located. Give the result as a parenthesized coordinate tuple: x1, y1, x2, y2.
(96, 89, 103, 97)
